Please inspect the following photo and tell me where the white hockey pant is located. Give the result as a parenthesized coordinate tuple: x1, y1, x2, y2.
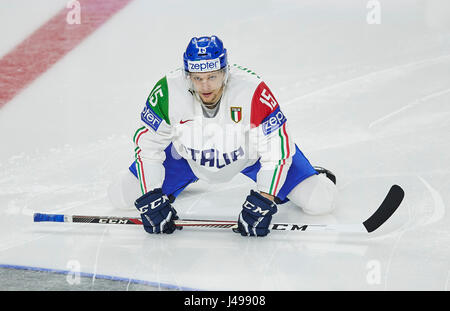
(286, 173, 337, 215)
(108, 170, 338, 214)
(107, 170, 142, 210)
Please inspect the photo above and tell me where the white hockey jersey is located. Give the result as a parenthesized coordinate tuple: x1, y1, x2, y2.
(133, 65, 296, 198)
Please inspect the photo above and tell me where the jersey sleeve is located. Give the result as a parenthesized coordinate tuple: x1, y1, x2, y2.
(133, 76, 173, 194)
(250, 81, 296, 198)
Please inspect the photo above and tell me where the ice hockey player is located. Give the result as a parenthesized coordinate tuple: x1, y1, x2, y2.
(111, 35, 338, 237)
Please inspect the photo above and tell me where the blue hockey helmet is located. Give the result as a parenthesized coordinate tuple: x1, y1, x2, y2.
(183, 35, 228, 73)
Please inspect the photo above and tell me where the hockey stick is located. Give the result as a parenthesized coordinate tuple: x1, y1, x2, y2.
(33, 184, 404, 233)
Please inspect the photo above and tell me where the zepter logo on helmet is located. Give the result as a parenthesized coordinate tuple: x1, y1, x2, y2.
(188, 58, 221, 73)
(183, 35, 229, 74)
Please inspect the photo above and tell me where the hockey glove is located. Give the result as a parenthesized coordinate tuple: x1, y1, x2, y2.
(134, 188, 178, 234)
(237, 190, 278, 237)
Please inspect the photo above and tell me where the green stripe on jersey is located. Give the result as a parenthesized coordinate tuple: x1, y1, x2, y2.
(268, 127, 288, 195)
(269, 165, 279, 195)
(133, 126, 146, 144)
(278, 127, 286, 160)
(232, 64, 261, 79)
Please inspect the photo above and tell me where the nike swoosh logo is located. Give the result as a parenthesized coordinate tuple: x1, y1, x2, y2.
(180, 119, 193, 124)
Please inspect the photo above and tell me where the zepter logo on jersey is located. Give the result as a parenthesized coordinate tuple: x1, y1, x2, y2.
(261, 108, 287, 136)
(187, 58, 221, 73)
(141, 106, 162, 131)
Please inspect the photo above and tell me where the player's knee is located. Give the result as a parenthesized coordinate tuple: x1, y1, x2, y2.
(302, 179, 337, 215)
(107, 170, 142, 210)
(287, 174, 337, 215)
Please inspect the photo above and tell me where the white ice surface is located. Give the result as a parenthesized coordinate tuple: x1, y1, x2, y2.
(0, 0, 449, 290)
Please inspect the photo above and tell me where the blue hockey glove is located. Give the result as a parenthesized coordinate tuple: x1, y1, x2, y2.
(237, 190, 278, 237)
(134, 188, 179, 234)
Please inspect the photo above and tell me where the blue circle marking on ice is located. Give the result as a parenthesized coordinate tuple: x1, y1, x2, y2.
(0, 264, 202, 291)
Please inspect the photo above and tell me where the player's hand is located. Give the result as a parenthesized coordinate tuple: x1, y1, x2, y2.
(134, 188, 179, 234)
(236, 190, 278, 237)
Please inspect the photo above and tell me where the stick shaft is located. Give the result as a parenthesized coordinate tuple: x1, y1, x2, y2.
(33, 213, 366, 232)
(33, 183, 404, 234)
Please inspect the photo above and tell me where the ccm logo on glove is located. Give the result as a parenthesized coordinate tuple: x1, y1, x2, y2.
(134, 188, 178, 234)
(243, 201, 271, 216)
(137, 195, 169, 213)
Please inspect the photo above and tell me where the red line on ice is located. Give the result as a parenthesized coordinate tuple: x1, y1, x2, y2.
(0, 0, 134, 108)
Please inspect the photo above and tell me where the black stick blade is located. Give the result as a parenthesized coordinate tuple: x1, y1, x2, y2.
(362, 184, 405, 233)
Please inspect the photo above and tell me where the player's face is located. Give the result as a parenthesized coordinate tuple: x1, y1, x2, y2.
(189, 70, 225, 105)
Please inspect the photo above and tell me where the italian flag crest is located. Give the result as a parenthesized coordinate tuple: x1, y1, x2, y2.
(230, 107, 242, 123)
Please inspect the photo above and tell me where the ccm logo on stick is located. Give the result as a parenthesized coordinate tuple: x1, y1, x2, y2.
(99, 219, 129, 224)
(272, 224, 309, 231)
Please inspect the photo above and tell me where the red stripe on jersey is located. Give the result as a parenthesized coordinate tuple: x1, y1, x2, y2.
(135, 128, 149, 146)
(272, 159, 286, 195)
(250, 82, 280, 128)
(136, 149, 148, 193)
(282, 123, 290, 158)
